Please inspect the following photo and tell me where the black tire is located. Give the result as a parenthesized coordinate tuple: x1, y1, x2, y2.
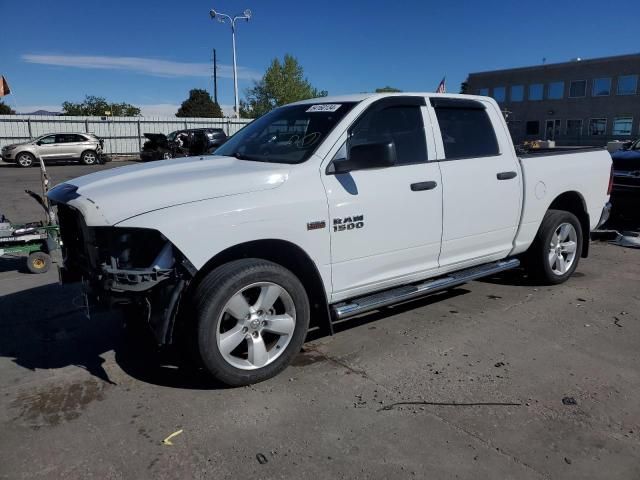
(526, 209, 583, 285)
(81, 150, 98, 165)
(16, 152, 35, 168)
(193, 259, 310, 386)
(27, 251, 51, 274)
(161, 151, 173, 160)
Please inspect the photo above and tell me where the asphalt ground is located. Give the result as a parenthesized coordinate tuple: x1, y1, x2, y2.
(0, 160, 639, 479)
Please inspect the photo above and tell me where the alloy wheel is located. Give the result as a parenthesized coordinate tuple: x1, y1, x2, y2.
(215, 282, 296, 370)
(18, 154, 33, 167)
(548, 222, 578, 275)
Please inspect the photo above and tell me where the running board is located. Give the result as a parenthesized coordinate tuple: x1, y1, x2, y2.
(331, 258, 520, 321)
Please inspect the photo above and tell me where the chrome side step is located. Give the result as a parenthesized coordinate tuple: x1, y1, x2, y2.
(331, 258, 520, 321)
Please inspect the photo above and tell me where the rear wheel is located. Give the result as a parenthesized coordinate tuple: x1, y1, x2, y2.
(162, 151, 173, 160)
(194, 259, 310, 386)
(526, 209, 583, 285)
(27, 251, 51, 274)
(81, 150, 98, 165)
(16, 152, 35, 168)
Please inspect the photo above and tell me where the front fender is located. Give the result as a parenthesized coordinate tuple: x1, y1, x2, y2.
(116, 178, 333, 296)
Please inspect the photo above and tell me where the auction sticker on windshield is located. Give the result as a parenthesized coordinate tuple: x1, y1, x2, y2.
(306, 104, 342, 113)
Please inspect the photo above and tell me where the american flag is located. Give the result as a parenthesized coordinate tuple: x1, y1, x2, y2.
(435, 77, 446, 94)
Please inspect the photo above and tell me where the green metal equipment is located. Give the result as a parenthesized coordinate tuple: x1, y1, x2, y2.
(0, 155, 61, 273)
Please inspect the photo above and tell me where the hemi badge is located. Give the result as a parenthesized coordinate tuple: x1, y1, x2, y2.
(307, 221, 326, 231)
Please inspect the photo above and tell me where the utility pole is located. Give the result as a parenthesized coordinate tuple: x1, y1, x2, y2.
(212, 48, 218, 105)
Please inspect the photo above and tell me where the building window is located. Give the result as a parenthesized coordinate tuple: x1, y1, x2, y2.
(478, 88, 489, 96)
(508, 120, 523, 137)
(526, 121, 540, 135)
(589, 118, 607, 136)
(569, 80, 586, 98)
(510, 85, 524, 102)
(612, 117, 633, 136)
(566, 119, 583, 137)
(529, 84, 543, 101)
(492, 87, 506, 103)
(592, 78, 611, 96)
(547, 81, 564, 99)
(617, 75, 638, 95)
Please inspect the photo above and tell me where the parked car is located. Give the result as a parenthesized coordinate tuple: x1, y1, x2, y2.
(1, 133, 105, 167)
(610, 138, 640, 204)
(49, 93, 612, 386)
(140, 128, 227, 161)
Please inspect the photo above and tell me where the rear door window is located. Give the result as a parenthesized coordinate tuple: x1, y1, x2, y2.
(433, 100, 499, 159)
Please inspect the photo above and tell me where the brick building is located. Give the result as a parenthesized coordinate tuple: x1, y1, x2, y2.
(466, 53, 640, 146)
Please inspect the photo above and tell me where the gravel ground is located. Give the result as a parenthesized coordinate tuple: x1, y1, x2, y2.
(0, 161, 639, 479)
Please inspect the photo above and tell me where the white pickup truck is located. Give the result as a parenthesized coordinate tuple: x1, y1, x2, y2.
(48, 93, 612, 386)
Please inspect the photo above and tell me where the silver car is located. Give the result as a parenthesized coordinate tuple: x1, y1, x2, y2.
(1, 133, 104, 167)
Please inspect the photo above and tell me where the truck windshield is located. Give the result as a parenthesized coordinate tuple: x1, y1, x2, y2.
(215, 102, 357, 164)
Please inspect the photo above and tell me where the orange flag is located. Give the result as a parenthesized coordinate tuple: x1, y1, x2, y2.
(0, 76, 11, 97)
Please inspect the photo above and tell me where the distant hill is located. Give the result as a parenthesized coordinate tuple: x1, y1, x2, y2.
(22, 110, 61, 116)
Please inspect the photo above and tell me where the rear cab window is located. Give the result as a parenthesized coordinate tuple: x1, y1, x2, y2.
(431, 98, 500, 160)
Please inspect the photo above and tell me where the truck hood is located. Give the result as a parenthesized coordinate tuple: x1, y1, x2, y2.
(48, 155, 290, 225)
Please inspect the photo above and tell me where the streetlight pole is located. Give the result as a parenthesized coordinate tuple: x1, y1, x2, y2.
(210, 7, 252, 119)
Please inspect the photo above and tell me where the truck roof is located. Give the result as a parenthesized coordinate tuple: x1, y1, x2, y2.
(289, 92, 490, 106)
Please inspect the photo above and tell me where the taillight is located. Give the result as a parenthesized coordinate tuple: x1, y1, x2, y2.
(607, 164, 613, 195)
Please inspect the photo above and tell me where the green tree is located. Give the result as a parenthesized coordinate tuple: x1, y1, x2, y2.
(176, 89, 223, 118)
(459, 79, 469, 94)
(61, 95, 140, 116)
(240, 54, 327, 118)
(0, 101, 15, 114)
(375, 86, 402, 93)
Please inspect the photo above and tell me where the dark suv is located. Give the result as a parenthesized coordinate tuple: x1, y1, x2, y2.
(140, 128, 227, 162)
(610, 138, 640, 204)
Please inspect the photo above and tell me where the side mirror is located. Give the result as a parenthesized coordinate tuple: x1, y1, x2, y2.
(331, 141, 397, 174)
(36, 141, 42, 146)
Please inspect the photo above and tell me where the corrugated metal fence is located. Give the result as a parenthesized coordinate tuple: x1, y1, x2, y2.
(0, 115, 253, 154)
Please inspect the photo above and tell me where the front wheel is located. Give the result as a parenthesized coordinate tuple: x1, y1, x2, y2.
(526, 209, 583, 285)
(194, 259, 310, 386)
(16, 152, 35, 168)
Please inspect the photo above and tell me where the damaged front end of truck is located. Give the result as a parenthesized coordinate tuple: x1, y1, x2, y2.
(52, 193, 195, 345)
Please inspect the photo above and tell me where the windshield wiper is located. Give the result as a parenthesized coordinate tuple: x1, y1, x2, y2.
(230, 152, 271, 162)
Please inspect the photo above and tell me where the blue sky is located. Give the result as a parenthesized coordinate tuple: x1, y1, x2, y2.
(1, 0, 638, 116)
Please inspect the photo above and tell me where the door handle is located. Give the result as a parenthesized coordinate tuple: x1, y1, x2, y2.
(497, 171, 517, 180)
(410, 181, 438, 191)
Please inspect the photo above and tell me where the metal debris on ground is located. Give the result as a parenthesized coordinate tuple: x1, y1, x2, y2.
(592, 229, 640, 248)
(494, 361, 505, 368)
(377, 400, 521, 412)
(562, 397, 578, 406)
(162, 429, 184, 446)
(256, 453, 268, 464)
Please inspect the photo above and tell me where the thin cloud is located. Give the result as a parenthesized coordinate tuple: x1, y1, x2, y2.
(22, 53, 260, 80)
(139, 103, 235, 117)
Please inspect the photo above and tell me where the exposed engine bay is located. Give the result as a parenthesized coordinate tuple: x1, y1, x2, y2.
(55, 203, 195, 344)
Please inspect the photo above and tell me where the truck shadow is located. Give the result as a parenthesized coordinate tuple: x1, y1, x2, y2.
(0, 281, 226, 391)
(0, 282, 474, 390)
